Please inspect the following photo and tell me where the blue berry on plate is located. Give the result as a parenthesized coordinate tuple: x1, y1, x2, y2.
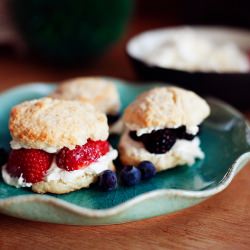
(137, 161, 156, 180)
(98, 170, 117, 191)
(120, 166, 141, 186)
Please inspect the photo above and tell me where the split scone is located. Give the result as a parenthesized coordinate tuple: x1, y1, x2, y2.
(119, 87, 210, 172)
(50, 77, 121, 132)
(2, 98, 118, 194)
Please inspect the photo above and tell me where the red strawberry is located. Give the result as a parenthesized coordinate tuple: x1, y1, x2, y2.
(6, 149, 53, 183)
(56, 139, 109, 171)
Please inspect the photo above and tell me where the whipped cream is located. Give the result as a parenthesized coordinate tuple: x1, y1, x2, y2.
(135, 125, 199, 136)
(2, 165, 32, 188)
(123, 131, 204, 169)
(44, 149, 117, 183)
(10, 140, 59, 153)
(2, 149, 118, 188)
(144, 32, 250, 72)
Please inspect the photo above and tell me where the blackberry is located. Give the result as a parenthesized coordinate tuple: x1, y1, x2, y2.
(143, 129, 177, 154)
(129, 125, 200, 155)
(183, 133, 196, 141)
(129, 131, 141, 142)
(176, 126, 197, 141)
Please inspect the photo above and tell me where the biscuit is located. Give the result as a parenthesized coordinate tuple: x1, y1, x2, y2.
(123, 87, 210, 131)
(50, 77, 120, 115)
(32, 163, 115, 194)
(119, 132, 204, 172)
(9, 98, 108, 152)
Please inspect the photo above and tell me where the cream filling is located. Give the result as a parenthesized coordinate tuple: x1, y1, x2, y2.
(10, 140, 59, 153)
(2, 166, 32, 188)
(123, 131, 204, 167)
(2, 149, 118, 188)
(135, 125, 199, 136)
(44, 149, 117, 183)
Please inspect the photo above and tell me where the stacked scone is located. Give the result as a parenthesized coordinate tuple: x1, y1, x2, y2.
(2, 98, 117, 194)
(119, 87, 210, 172)
(50, 77, 121, 130)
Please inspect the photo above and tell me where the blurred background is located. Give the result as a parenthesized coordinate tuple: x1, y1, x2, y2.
(0, 0, 249, 102)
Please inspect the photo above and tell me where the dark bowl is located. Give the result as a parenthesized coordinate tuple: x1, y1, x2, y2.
(127, 26, 250, 109)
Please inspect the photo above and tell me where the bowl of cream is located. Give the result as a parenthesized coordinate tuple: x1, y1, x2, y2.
(127, 26, 250, 108)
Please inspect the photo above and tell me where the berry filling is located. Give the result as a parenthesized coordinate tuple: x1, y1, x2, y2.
(129, 126, 199, 154)
(56, 140, 110, 171)
(6, 149, 53, 183)
(5, 139, 110, 184)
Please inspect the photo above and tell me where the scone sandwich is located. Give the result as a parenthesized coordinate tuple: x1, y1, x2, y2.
(2, 98, 118, 194)
(50, 77, 121, 132)
(119, 87, 210, 172)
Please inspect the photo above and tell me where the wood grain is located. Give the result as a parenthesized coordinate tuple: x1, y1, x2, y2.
(0, 12, 249, 250)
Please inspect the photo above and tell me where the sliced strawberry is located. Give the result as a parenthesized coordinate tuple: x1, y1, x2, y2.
(56, 140, 109, 171)
(6, 149, 53, 183)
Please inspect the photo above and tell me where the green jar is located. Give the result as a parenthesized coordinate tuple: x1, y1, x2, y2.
(10, 0, 133, 65)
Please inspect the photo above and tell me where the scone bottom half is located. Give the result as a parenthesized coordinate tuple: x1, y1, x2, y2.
(119, 86, 210, 172)
(2, 98, 118, 194)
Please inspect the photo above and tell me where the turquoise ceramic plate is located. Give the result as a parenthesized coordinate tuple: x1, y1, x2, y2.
(0, 79, 249, 225)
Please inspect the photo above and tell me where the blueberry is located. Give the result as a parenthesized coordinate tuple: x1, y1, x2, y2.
(137, 161, 156, 180)
(120, 166, 141, 186)
(98, 170, 117, 191)
(0, 148, 8, 166)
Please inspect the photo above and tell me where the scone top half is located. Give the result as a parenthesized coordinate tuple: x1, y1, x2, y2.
(119, 87, 210, 172)
(124, 87, 210, 134)
(3, 98, 117, 194)
(9, 97, 109, 152)
(50, 77, 121, 126)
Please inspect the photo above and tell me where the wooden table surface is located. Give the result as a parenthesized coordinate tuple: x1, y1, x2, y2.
(0, 14, 250, 250)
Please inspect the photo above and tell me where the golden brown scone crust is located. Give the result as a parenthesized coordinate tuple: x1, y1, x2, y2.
(50, 77, 120, 115)
(9, 98, 108, 151)
(123, 87, 210, 130)
(32, 163, 115, 194)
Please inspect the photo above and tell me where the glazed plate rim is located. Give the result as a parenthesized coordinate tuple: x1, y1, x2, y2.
(0, 80, 249, 220)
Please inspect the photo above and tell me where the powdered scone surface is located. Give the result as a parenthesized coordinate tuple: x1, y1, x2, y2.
(9, 98, 108, 151)
(123, 87, 210, 130)
(50, 77, 120, 114)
